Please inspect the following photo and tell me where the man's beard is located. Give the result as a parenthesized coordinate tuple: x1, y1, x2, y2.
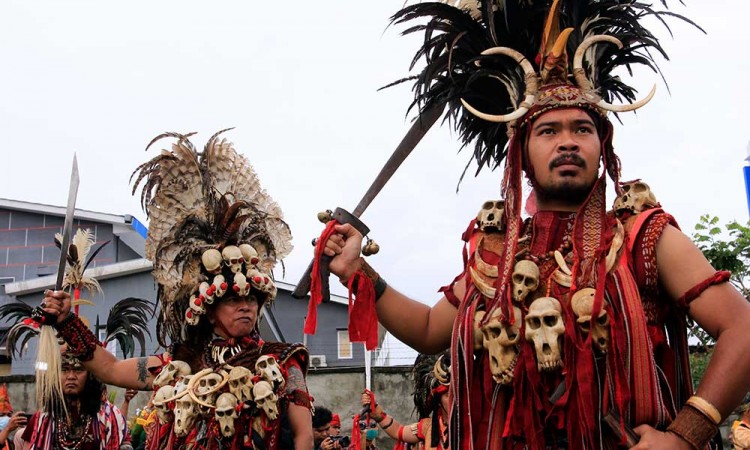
(534, 176, 596, 206)
(533, 153, 597, 207)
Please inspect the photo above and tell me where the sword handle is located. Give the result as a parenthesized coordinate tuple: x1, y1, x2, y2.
(291, 256, 333, 301)
(292, 208, 371, 301)
(31, 305, 58, 326)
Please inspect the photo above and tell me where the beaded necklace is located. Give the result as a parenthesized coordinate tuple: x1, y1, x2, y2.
(55, 414, 93, 450)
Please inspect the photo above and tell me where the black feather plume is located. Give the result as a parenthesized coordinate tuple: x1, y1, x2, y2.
(104, 298, 155, 358)
(0, 301, 38, 358)
(388, 0, 702, 181)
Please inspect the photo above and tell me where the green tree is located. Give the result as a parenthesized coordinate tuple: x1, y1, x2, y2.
(689, 215, 750, 389)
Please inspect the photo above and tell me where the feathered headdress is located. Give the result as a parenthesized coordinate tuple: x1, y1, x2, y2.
(131, 128, 292, 347)
(412, 351, 451, 419)
(389, 0, 700, 181)
(54, 229, 108, 299)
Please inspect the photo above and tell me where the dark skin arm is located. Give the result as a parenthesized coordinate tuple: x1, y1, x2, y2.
(633, 225, 750, 449)
(325, 223, 460, 354)
(41, 290, 162, 390)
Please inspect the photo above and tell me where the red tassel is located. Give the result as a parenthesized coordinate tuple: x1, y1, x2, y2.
(303, 220, 339, 335)
(351, 414, 362, 450)
(347, 272, 379, 350)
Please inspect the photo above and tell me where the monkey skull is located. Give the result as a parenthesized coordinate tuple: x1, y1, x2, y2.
(571, 288, 611, 353)
(525, 297, 565, 372)
(215, 392, 240, 438)
(476, 200, 505, 232)
(511, 260, 540, 304)
(482, 306, 522, 385)
(253, 380, 279, 421)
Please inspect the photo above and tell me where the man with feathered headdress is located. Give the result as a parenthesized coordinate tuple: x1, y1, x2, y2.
(42, 129, 314, 449)
(360, 352, 451, 450)
(0, 230, 140, 450)
(318, 1, 750, 449)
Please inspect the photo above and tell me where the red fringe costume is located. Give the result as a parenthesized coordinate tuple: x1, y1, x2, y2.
(444, 202, 704, 449)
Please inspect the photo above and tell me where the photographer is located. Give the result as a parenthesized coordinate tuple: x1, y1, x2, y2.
(313, 407, 345, 450)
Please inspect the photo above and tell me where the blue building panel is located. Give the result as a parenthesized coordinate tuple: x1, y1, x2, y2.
(26, 228, 61, 246)
(8, 247, 42, 265)
(0, 229, 26, 247)
(9, 211, 43, 229)
(42, 215, 64, 227)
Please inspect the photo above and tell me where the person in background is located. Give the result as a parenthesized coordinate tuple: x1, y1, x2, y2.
(330, 414, 342, 437)
(361, 353, 450, 450)
(20, 352, 129, 450)
(0, 385, 28, 450)
(313, 407, 343, 450)
(119, 389, 139, 421)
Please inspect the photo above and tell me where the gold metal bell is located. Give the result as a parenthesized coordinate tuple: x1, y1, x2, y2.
(317, 210, 333, 224)
(361, 238, 380, 256)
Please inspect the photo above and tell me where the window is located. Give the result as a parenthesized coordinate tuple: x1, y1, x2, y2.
(337, 329, 352, 359)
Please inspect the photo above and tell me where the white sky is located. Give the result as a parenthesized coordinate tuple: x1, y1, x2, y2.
(1, 2, 748, 362)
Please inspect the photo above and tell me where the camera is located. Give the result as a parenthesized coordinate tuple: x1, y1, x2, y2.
(330, 435, 351, 448)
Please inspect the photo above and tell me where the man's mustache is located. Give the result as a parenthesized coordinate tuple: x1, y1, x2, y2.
(549, 154, 586, 170)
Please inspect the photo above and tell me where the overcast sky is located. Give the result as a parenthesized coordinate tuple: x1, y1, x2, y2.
(1, 1, 748, 362)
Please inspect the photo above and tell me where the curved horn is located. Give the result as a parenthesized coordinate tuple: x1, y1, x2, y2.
(469, 267, 497, 298)
(460, 47, 539, 123)
(573, 35, 657, 112)
(475, 238, 499, 278)
(573, 35, 623, 90)
(598, 84, 656, 112)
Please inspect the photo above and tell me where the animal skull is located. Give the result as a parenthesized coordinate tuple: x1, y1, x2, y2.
(228, 366, 254, 405)
(198, 372, 224, 393)
(476, 200, 505, 232)
(613, 180, 658, 215)
(152, 385, 175, 423)
(571, 288, 611, 353)
(248, 268, 275, 295)
(189, 294, 206, 315)
(153, 360, 192, 388)
(511, 260, 540, 304)
(222, 245, 245, 273)
(199, 281, 215, 305)
(256, 355, 284, 388)
(233, 272, 251, 296)
(253, 381, 279, 420)
(212, 274, 228, 298)
(525, 297, 565, 372)
(239, 244, 260, 268)
(482, 306, 522, 385)
(185, 309, 200, 326)
(201, 249, 223, 274)
(173, 385, 198, 437)
(215, 393, 240, 438)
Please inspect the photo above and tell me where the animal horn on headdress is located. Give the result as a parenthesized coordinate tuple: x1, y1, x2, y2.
(573, 35, 657, 113)
(460, 47, 539, 123)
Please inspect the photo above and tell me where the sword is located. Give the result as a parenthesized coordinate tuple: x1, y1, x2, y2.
(292, 102, 446, 300)
(32, 154, 80, 324)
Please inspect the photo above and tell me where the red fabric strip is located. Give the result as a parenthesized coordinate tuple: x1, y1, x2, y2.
(347, 271, 379, 350)
(676, 270, 731, 310)
(303, 220, 339, 335)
